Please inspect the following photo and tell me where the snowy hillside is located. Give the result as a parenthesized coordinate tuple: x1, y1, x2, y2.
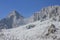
(0, 18, 60, 40)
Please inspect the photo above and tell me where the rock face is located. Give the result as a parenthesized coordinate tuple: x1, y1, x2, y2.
(30, 6, 60, 22)
(0, 10, 24, 29)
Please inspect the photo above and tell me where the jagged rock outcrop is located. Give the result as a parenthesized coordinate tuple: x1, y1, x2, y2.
(30, 5, 60, 22)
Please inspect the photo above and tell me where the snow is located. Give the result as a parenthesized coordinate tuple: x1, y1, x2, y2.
(1, 6, 60, 40)
(0, 18, 60, 40)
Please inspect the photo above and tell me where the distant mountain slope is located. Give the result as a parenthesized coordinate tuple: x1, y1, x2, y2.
(0, 10, 24, 29)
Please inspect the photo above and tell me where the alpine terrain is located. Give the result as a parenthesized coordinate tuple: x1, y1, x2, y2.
(0, 6, 60, 40)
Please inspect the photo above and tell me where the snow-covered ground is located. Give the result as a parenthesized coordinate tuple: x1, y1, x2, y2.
(0, 18, 60, 40)
(1, 6, 60, 40)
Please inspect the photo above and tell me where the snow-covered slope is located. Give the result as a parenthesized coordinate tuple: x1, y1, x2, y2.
(0, 18, 60, 40)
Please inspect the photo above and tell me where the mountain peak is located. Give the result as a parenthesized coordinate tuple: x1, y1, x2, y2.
(6, 10, 24, 18)
(0, 10, 24, 29)
(11, 10, 19, 15)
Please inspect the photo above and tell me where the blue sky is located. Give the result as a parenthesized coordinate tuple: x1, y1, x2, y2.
(0, 0, 60, 19)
